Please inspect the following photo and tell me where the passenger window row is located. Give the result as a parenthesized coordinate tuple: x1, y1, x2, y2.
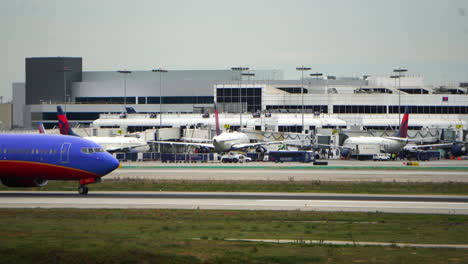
(81, 147, 104, 154)
(0, 149, 58, 155)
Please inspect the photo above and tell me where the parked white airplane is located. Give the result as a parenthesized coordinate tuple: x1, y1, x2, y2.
(56, 106, 150, 153)
(337, 107, 452, 156)
(153, 110, 302, 153)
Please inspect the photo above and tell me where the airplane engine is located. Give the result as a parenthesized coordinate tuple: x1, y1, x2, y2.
(196, 147, 210, 153)
(451, 143, 467, 157)
(0, 178, 48, 188)
(341, 149, 351, 158)
(255, 146, 267, 153)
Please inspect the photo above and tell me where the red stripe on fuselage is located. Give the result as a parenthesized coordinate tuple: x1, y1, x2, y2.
(0, 160, 99, 180)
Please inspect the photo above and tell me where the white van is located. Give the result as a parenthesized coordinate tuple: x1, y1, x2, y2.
(372, 153, 391, 161)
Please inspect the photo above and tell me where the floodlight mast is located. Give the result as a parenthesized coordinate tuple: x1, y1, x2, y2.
(231, 67, 250, 130)
(57, 67, 72, 105)
(241, 72, 255, 114)
(393, 68, 408, 124)
(117, 70, 132, 111)
(152, 68, 168, 129)
(296, 66, 311, 133)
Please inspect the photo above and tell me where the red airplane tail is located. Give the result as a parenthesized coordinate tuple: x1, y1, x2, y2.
(57, 106, 80, 137)
(393, 106, 409, 138)
(214, 107, 221, 136)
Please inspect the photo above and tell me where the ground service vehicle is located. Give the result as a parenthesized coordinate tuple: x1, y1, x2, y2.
(268, 151, 315, 163)
(220, 152, 252, 163)
(372, 153, 391, 161)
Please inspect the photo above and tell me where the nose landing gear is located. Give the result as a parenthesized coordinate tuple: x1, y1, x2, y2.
(77, 177, 101, 195)
(78, 185, 89, 195)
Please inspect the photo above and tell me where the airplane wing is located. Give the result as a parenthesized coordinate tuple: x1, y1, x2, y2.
(231, 140, 306, 150)
(105, 143, 150, 153)
(403, 143, 453, 151)
(180, 137, 213, 143)
(150, 141, 215, 149)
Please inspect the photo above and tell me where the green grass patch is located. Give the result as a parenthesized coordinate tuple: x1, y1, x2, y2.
(4, 179, 468, 195)
(1, 209, 468, 263)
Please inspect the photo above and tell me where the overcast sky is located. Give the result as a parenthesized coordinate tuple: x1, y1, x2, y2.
(2, 0, 467, 101)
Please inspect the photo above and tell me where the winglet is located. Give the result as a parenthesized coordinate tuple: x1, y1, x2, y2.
(393, 106, 409, 138)
(38, 122, 46, 134)
(57, 106, 80, 137)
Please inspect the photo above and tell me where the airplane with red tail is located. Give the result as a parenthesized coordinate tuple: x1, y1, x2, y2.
(152, 108, 301, 153)
(57, 106, 150, 153)
(336, 107, 453, 157)
(0, 133, 120, 194)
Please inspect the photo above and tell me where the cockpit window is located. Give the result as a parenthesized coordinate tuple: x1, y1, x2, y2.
(81, 147, 105, 154)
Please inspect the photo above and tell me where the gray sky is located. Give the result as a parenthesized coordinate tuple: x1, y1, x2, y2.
(2, 0, 467, 102)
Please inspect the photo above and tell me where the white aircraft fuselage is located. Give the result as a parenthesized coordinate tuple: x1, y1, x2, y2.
(343, 136, 408, 154)
(212, 132, 250, 153)
(84, 136, 150, 152)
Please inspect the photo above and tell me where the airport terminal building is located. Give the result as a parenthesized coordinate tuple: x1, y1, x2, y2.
(10, 57, 468, 141)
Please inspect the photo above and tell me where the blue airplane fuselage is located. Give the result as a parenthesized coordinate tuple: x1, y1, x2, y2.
(0, 134, 119, 185)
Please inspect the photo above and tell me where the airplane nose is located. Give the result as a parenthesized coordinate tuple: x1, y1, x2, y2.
(104, 155, 120, 174)
(111, 157, 120, 170)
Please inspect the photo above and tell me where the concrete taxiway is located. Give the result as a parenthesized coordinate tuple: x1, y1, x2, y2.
(108, 167, 468, 183)
(110, 159, 468, 183)
(1, 191, 467, 215)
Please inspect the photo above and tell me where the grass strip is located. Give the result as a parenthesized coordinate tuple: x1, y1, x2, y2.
(4, 180, 468, 195)
(1, 209, 467, 263)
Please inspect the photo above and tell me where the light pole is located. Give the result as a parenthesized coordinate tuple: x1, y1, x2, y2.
(309, 72, 323, 114)
(117, 70, 132, 111)
(390, 75, 399, 117)
(57, 67, 72, 104)
(241, 72, 255, 113)
(231, 67, 249, 130)
(393, 68, 408, 123)
(152, 68, 168, 129)
(296, 66, 311, 133)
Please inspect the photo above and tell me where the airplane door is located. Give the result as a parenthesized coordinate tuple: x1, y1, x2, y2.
(60, 143, 71, 163)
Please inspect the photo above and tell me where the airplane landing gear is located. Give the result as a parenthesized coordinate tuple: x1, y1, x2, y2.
(78, 177, 101, 195)
(78, 185, 89, 195)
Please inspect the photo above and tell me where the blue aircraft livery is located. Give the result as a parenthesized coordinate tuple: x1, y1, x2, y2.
(0, 133, 120, 194)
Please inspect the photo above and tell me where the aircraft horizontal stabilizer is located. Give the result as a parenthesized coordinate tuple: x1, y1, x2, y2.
(384, 136, 409, 142)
